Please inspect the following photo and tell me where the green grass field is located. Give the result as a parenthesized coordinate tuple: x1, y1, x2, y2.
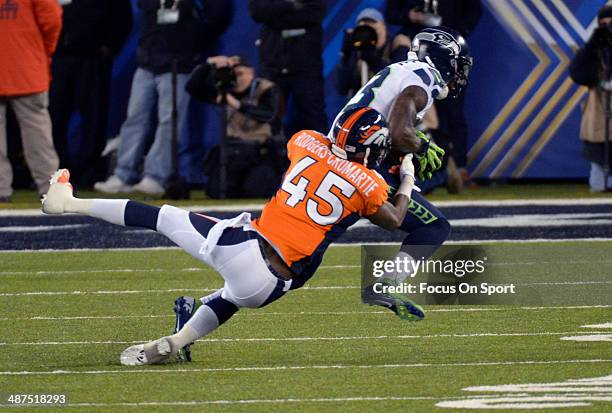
(0, 242, 610, 411)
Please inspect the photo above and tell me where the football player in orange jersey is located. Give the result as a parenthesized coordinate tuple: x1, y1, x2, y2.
(41, 107, 420, 365)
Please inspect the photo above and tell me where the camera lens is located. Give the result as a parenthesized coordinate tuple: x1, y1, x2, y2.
(213, 67, 237, 92)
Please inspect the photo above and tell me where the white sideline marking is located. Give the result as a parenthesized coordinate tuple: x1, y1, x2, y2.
(0, 224, 89, 233)
(0, 305, 609, 321)
(582, 323, 612, 329)
(349, 213, 612, 229)
(450, 213, 612, 228)
(0, 331, 604, 346)
(561, 335, 612, 342)
(1, 280, 608, 297)
(2, 198, 611, 217)
(0, 359, 609, 376)
(3, 238, 612, 253)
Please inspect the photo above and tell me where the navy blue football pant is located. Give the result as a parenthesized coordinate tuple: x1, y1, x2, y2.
(376, 164, 451, 259)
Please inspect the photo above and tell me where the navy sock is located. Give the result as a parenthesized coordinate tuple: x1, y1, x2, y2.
(124, 201, 160, 230)
(206, 296, 239, 325)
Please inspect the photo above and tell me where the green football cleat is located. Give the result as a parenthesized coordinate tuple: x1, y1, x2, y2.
(363, 279, 425, 321)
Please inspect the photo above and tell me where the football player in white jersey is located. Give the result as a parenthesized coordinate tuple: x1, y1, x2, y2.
(332, 27, 473, 314)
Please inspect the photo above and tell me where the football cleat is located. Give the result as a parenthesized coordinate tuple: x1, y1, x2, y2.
(173, 296, 197, 362)
(41, 169, 73, 214)
(362, 279, 425, 321)
(120, 336, 178, 366)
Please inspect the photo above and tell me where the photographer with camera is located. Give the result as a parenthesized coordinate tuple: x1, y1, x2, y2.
(186, 55, 284, 199)
(570, 4, 612, 192)
(334, 8, 411, 97)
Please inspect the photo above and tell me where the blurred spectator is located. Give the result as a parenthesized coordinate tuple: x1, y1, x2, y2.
(186, 55, 284, 198)
(385, 0, 481, 39)
(385, 0, 482, 192)
(0, 0, 62, 203)
(50, 0, 133, 188)
(570, 4, 612, 192)
(94, 0, 231, 196)
(249, 0, 327, 136)
(334, 8, 411, 96)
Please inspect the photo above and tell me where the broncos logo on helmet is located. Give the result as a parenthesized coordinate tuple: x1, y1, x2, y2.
(330, 107, 390, 169)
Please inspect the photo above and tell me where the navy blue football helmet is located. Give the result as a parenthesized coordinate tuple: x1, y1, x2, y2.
(330, 107, 390, 169)
(412, 27, 472, 98)
(453, 32, 473, 97)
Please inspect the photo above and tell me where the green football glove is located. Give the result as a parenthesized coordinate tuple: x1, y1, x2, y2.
(414, 130, 445, 180)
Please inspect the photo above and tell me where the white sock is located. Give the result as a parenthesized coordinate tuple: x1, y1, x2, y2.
(171, 325, 201, 349)
(67, 198, 129, 226)
(171, 305, 220, 348)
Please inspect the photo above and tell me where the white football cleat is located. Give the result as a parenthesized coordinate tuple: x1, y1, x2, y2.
(41, 169, 74, 214)
(120, 336, 178, 366)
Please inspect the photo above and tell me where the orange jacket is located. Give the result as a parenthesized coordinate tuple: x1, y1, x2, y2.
(0, 0, 62, 96)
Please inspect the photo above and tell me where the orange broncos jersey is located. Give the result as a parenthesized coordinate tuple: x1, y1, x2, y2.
(252, 130, 389, 286)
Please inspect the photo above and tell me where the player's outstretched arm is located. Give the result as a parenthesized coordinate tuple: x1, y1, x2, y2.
(367, 155, 415, 230)
(387, 86, 429, 154)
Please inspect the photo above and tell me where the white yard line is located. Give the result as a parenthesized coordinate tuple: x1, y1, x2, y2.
(0, 331, 604, 346)
(0, 265, 355, 276)
(62, 396, 446, 408)
(1, 281, 608, 297)
(0, 359, 609, 376)
(4, 259, 612, 276)
(0, 268, 208, 276)
(0, 305, 609, 322)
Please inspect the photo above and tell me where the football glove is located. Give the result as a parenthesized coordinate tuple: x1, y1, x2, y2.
(415, 130, 445, 180)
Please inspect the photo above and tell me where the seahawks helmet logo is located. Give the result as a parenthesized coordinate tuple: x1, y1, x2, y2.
(414, 31, 460, 56)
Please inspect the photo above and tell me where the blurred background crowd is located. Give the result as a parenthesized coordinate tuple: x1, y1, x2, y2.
(1, 0, 610, 203)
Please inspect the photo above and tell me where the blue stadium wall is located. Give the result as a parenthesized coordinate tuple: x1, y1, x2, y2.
(107, 0, 605, 182)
